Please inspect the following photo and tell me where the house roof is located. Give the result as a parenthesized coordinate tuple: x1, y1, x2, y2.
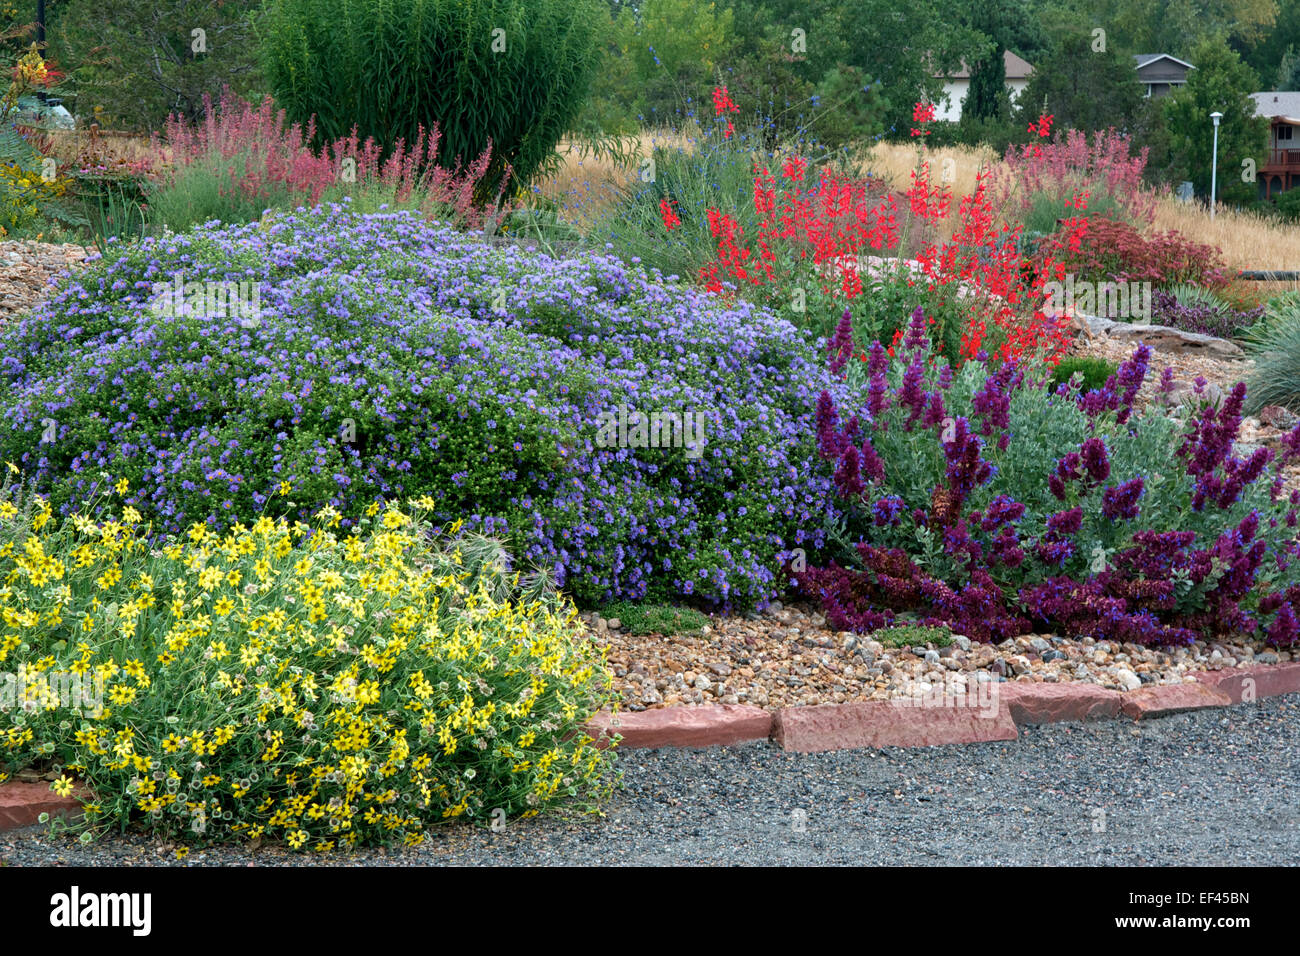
(1133, 53, 1195, 71)
(1252, 91, 1300, 123)
(940, 49, 1034, 80)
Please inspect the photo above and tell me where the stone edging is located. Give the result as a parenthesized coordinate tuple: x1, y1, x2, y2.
(585, 662, 1300, 754)
(2, 663, 1297, 832)
(0, 780, 88, 832)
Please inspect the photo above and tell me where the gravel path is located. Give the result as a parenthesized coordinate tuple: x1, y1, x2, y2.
(4, 695, 1298, 866)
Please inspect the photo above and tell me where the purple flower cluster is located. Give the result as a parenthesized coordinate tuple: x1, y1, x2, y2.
(0, 202, 847, 609)
(1077, 344, 1150, 424)
(798, 311, 1300, 648)
(1151, 289, 1264, 339)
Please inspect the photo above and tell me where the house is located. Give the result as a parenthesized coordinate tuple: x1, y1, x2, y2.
(1251, 91, 1300, 199)
(1133, 54, 1193, 97)
(933, 50, 1034, 122)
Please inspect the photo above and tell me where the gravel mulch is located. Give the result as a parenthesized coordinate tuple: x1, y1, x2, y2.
(4, 694, 1297, 866)
(0, 241, 92, 323)
(587, 604, 1291, 711)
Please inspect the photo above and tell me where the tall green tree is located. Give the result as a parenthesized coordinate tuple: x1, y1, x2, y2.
(823, 0, 989, 136)
(1236, 0, 1300, 87)
(956, 0, 1046, 123)
(1018, 32, 1145, 132)
(966, 47, 1009, 121)
(45, 0, 265, 130)
(1163, 35, 1268, 200)
(1276, 44, 1300, 90)
(577, 0, 736, 130)
(262, 0, 606, 193)
(1067, 0, 1277, 59)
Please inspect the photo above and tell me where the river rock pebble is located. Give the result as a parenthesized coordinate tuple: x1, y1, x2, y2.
(591, 602, 1286, 711)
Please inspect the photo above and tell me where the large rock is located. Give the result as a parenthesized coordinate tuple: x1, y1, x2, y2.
(1119, 682, 1232, 720)
(0, 780, 85, 832)
(773, 699, 1017, 752)
(1192, 662, 1300, 704)
(998, 683, 1123, 725)
(1071, 312, 1243, 357)
(584, 704, 772, 750)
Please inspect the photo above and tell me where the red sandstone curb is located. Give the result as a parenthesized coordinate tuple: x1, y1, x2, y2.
(1119, 682, 1233, 719)
(773, 699, 1019, 753)
(0, 780, 85, 833)
(585, 704, 772, 750)
(579, 663, 1300, 754)
(1192, 661, 1300, 703)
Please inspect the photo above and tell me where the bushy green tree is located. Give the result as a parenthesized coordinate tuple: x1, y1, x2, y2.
(1163, 36, 1268, 201)
(260, 0, 606, 192)
(1237, 0, 1300, 86)
(1019, 33, 1145, 132)
(723, 0, 987, 139)
(44, 0, 265, 130)
(1277, 45, 1300, 90)
(1081, 0, 1277, 59)
(956, 0, 1045, 123)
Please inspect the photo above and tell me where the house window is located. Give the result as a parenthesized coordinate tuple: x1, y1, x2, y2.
(1280, 126, 1294, 141)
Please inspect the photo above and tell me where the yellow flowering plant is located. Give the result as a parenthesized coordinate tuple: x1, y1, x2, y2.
(0, 42, 73, 237)
(0, 478, 619, 850)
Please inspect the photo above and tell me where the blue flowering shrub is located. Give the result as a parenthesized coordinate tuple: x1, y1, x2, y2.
(0, 202, 841, 608)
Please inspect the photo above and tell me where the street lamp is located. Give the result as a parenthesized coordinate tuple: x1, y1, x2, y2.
(1210, 111, 1223, 220)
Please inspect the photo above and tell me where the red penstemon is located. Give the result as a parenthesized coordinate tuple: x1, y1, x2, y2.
(694, 92, 1078, 366)
(659, 198, 680, 231)
(911, 101, 937, 138)
(712, 85, 740, 139)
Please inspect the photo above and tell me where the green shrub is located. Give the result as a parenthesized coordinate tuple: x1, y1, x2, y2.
(1251, 290, 1300, 342)
(0, 490, 618, 849)
(842, 267, 971, 364)
(1048, 356, 1119, 394)
(1246, 301, 1300, 413)
(871, 624, 954, 649)
(260, 0, 606, 193)
(1159, 282, 1229, 312)
(597, 602, 709, 637)
(1021, 187, 1129, 236)
(1274, 186, 1300, 223)
(0, 203, 836, 610)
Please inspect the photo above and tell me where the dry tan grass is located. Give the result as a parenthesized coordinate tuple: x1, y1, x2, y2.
(533, 128, 695, 228)
(1152, 199, 1300, 273)
(854, 141, 996, 200)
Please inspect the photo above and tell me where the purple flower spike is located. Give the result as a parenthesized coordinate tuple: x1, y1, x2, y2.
(902, 305, 929, 352)
(1080, 437, 1110, 485)
(828, 307, 855, 375)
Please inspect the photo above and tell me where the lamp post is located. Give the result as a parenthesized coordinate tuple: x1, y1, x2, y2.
(1210, 111, 1223, 220)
